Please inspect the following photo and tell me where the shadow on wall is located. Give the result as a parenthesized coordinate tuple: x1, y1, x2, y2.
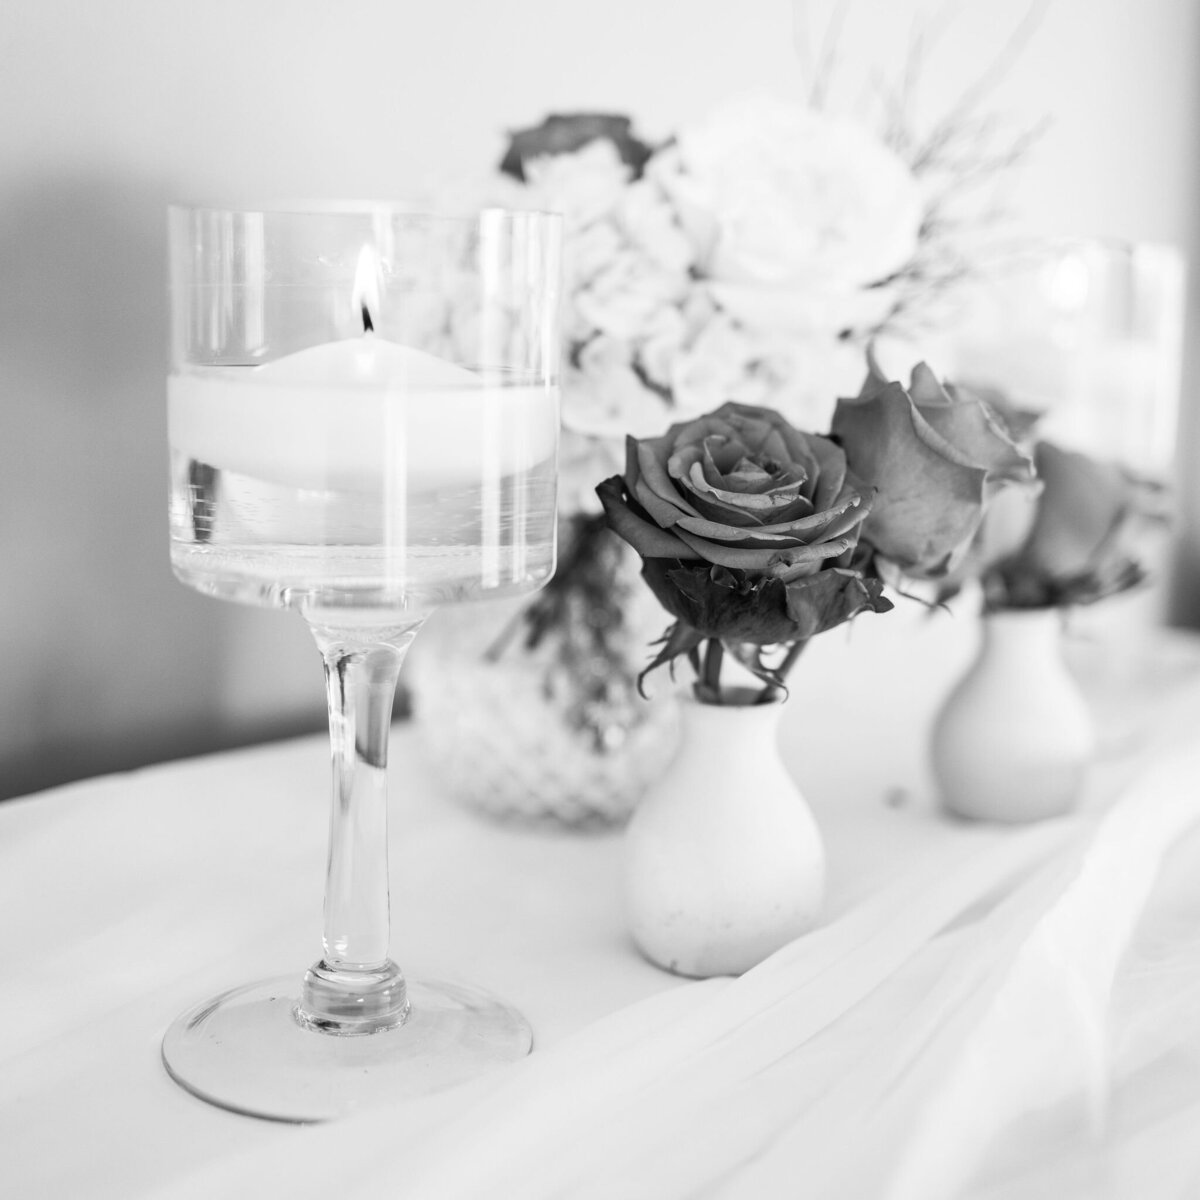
(1168, 294, 1200, 629)
(1167, 17, 1200, 631)
(0, 171, 325, 802)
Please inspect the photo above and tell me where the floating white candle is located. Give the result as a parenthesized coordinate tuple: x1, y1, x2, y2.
(168, 339, 558, 493)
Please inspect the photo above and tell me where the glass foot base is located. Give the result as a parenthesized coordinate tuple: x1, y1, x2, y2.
(162, 975, 532, 1123)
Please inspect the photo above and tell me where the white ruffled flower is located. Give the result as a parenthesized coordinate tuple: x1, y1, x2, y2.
(563, 334, 672, 441)
(738, 334, 869, 432)
(616, 178, 697, 276)
(566, 219, 624, 285)
(559, 221, 625, 342)
(523, 139, 630, 228)
(638, 306, 689, 390)
(710, 276, 900, 339)
(658, 95, 922, 298)
(668, 313, 755, 417)
(575, 250, 689, 343)
(490, 98, 934, 518)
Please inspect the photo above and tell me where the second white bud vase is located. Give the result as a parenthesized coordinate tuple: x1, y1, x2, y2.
(624, 694, 825, 978)
(931, 608, 1096, 823)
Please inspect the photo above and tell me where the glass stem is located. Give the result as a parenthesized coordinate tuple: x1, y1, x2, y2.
(296, 614, 426, 1035)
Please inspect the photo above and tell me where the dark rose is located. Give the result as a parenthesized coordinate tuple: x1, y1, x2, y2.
(499, 113, 654, 182)
(832, 361, 1035, 579)
(596, 402, 891, 652)
(984, 442, 1163, 608)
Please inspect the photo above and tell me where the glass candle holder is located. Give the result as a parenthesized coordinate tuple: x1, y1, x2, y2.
(944, 237, 1185, 480)
(162, 203, 561, 1121)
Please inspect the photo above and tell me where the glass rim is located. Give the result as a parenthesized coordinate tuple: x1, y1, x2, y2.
(999, 233, 1186, 266)
(167, 200, 563, 223)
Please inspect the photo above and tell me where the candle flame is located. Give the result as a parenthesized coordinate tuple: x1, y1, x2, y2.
(352, 245, 381, 333)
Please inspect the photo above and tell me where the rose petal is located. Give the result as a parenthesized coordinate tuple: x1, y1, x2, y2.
(637, 440, 702, 517)
(1019, 442, 1132, 578)
(596, 476, 702, 560)
(719, 403, 822, 484)
(672, 529, 782, 569)
(673, 517, 808, 548)
(686, 460, 810, 512)
(733, 424, 792, 467)
(704, 445, 802, 498)
(833, 381, 989, 575)
(679, 493, 776, 529)
(678, 474, 815, 530)
(676, 487, 867, 544)
(911, 364, 1034, 480)
(724, 458, 778, 491)
(856, 347, 892, 401)
(747, 489, 867, 538)
(632, 476, 693, 529)
(671, 442, 718, 493)
(900, 367, 987, 471)
(699, 436, 752, 479)
(673, 527, 861, 571)
(908, 360, 954, 409)
(802, 491, 871, 541)
(806, 434, 849, 511)
(781, 567, 893, 638)
(660, 411, 741, 448)
(766, 535, 859, 580)
(702, 442, 756, 487)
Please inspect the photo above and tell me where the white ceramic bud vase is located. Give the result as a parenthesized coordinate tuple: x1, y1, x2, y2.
(624, 695, 825, 977)
(931, 608, 1096, 822)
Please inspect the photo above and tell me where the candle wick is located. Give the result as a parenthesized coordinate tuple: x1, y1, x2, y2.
(361, 305, 374, 334)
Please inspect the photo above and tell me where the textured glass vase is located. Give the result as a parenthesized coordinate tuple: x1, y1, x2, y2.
(411, 519, 679, 827)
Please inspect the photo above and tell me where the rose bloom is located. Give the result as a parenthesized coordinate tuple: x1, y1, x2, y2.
(653, 96, 922, 298)
(832, 361, 1035, 579)
(979, 442, 1163, 608)
(596, 402, 890, 646)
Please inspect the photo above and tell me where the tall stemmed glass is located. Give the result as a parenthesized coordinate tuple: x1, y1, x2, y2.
(162, 204, 561, 1122)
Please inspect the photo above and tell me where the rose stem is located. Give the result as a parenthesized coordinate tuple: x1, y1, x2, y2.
(758, 638, 808, 705)
(700, 637, 725, 703)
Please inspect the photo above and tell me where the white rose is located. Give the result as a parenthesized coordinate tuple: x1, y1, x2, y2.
(659, 95, 922, 293)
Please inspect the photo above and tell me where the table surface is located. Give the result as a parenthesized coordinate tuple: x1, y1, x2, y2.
(6, 606, 1200, 1200)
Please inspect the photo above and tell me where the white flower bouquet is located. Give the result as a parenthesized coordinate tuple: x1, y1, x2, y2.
(496, 99, 931, 513)
(416, 85, 1037, 824)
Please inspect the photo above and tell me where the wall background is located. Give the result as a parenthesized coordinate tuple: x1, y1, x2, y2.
(2, 0, 1198, 799)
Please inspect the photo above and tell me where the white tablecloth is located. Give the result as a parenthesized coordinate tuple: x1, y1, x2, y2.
(5, 610, 1200, 1199)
